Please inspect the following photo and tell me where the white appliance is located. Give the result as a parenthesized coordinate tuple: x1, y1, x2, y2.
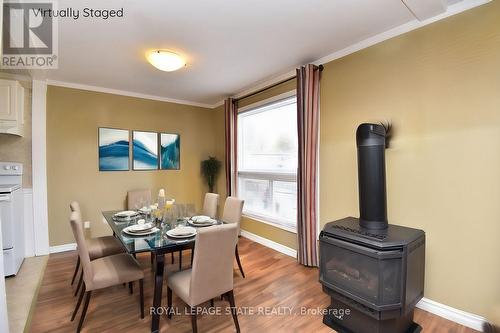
(0, 207, 10, 332)
(0, 162, 24, 276)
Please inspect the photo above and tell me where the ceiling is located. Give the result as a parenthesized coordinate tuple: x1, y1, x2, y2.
(28, 0, 485, 107)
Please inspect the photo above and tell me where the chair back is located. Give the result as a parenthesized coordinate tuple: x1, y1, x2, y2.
(70, 201, 81, 213)
(222, 197, 244, 228)
(189, 223, 238, 306)
(127, 189, 151, 210)
(69, 211, 93, 287)
(202, 193, 219, 218)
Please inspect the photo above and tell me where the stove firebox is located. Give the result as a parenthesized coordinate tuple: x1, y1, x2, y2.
(319, 124, 425, 333)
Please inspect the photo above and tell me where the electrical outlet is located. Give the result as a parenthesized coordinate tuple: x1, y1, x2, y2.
(84, 221, 90, 229)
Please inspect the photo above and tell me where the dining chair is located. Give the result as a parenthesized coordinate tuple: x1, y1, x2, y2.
(69, 211, 145, 333)
(176, 193, 220, 271)
(167, 223, 240, 333)
(221, 197, 245, 278)
(127, 189, 152, 210)
(69, 201, 125, 297)
(202, 193, 219, 219)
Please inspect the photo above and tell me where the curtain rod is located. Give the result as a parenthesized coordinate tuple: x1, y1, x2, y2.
(235, 64, 323, 102)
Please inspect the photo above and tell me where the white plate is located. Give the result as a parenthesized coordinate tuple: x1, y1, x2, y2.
(115, 210, 139, 218)
(123, 226, 158, 236)
(191, 215, 211, 223)
(166, 226, 197, 239)
(188, 219, 216, 227)
(129, 223, 154, 232)
(113, 216, 134, 222)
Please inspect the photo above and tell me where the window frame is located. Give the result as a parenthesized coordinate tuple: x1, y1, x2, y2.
(237, 90, 298, 233)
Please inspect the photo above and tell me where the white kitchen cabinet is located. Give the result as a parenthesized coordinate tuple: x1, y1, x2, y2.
(0, 79, 25, 136)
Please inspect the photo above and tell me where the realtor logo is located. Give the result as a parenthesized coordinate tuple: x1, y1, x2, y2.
(2, 0, 58, 69)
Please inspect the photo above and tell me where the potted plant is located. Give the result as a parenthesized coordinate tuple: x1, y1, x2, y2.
(201, 156, 221, 193)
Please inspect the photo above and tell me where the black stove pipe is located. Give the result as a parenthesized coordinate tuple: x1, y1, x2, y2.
(356, 123, 388, 230)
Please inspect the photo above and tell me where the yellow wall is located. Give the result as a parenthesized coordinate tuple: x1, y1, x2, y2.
(46, 86, 217, 246)
(0, 75, 32, 187)
(320, 1, 500, 317)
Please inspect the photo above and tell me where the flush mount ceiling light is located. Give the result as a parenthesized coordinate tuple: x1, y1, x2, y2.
(146, 50, 186, 72)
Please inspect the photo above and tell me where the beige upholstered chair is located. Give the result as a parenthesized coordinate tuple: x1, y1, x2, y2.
(127, 189, 152, 210)
(177, 193, 219, 271)
(167, 223, 240, 333)
(221, 197, 245, 278)
(69, 211, 145, 332)
(69, 201, 124, 296)
(202, 193, 219, 219)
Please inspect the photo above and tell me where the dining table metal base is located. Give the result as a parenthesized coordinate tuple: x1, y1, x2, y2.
(151, 253, 165, 333)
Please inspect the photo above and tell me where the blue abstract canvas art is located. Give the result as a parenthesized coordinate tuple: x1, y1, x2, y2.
(98, 128, 130, 171)
(160, 133, 180, 170)
(133, 131, 158, 170)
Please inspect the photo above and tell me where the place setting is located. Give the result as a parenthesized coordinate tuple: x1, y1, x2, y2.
(165, 225, 197, 239)
(112, 210, 140, 222)
(187, 215, 217, 227)
(122, 219, 159, 236)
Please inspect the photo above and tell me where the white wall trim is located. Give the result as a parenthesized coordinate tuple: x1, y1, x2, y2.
(23, 188, 35, 257)
(46, 80, 215, 109)
(416, 297, 488, 332)
(240, 229, 297, 258)
(49, 243, 77, 254)
(218, 0, 490, 106)
(31, 80, 50, 256)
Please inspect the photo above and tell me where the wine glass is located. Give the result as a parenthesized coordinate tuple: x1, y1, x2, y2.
(185, 204, 196, 218)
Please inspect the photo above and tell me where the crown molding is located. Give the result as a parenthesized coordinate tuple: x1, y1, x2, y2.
(313, 0, 490, 66)
(46, 80, 215, 109)
(215, 0, 490, 107)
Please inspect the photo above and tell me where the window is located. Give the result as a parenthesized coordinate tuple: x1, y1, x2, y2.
(237, 95, 297, 231)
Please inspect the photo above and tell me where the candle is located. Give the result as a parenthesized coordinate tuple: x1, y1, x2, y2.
(158, 189, 166, 209)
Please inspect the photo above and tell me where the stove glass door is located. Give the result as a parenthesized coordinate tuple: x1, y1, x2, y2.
(320, 235, 403, 309)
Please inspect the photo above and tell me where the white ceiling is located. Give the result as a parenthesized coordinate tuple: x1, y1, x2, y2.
(29, 0, 486, 107)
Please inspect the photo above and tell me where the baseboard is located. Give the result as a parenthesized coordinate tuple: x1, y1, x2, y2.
(416, 297, 488, 332)
(49, 243, 76, 254)
(240, 230, 297, 258)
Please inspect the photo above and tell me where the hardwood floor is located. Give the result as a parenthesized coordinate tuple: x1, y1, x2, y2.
(30, 238, 478, 333)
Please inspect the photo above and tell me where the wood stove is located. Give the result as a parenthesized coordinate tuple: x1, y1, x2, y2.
(319, 124, 425, 333)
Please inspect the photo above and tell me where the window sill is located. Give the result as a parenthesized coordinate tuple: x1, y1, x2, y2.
(242, 213, 297, 234)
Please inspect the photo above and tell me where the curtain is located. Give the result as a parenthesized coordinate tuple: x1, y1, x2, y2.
(224, 98, 238, 196)
(296, 64, 321, 267)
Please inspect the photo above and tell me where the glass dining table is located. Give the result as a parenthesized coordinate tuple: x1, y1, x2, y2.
(102, 207, 222, 333)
